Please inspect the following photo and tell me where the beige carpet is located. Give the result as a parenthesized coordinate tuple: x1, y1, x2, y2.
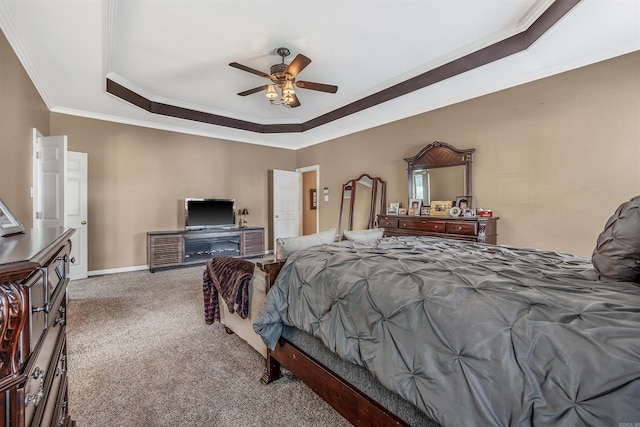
(66, 266, 350, 427)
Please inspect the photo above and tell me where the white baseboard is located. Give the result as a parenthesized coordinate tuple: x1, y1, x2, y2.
(88, 265, 148, 277)
(87, 251, 272, 277)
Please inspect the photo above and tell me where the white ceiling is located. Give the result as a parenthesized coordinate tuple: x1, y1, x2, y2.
(0, 0, 638, 149)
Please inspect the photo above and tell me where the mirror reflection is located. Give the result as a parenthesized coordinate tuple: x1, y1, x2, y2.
(411, 166, 466, 204)
(406, 142, 474, 208)
(339, 174, 386, 235)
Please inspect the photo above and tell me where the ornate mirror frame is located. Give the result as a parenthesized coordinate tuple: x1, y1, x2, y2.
(338, 173, 386, 236)
(405, 141, 475, 204)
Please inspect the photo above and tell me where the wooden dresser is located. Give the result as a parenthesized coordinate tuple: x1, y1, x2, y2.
(378, 214, 499, 244)
(0, 227, 76, 427)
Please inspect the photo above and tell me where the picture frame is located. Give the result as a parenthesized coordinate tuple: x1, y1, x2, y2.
(310, 189, 317, 210)
(455, 196, 472, 211)
(420, 206, 430, 216)
(430, 200, 453, 216)
(0, 199, 25, 237)
(386, 202, 400, 215)
(398, 208, 407, 215)
(408, 198, 422, 216)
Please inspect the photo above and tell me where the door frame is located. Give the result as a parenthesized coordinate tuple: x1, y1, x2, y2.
(296, 164, 320, 234)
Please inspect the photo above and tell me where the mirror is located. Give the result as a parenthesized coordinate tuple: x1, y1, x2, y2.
(405, 141, 474, 206)
(338, 174, 386, 236)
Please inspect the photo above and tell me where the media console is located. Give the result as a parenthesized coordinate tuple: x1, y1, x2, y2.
(147, 227, 265, 272)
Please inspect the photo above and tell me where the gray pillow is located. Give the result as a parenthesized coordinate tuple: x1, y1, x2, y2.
(342, 228, 385, 242)
(276, 228, 336, 260)
(592, 195, 640, 283)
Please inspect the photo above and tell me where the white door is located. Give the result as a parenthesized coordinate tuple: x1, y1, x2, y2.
(32, 131, 67, 228)
(273, 169, 301, 253)
(33, 129, 89, 280)
(66, 152, 88, 280)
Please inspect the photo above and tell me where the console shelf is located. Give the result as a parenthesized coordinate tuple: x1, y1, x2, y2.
(147, 227, 264, 272)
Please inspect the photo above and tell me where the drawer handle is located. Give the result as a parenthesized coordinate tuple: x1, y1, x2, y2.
(33, 303, 51, 314)
(32, 367, 44, 379)
(458, 226, 463, 230)
(55, 306, 66, 326)
(434, 226, 439, 229)
(25, 369, 45, 408)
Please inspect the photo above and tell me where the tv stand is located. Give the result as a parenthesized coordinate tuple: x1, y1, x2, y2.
(147, 227, 264, 272)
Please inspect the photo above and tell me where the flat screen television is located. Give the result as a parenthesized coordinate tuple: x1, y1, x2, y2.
(185, 198, 236, 230)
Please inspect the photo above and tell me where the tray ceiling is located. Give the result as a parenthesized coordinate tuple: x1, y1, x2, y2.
(0, 0, 638, 149)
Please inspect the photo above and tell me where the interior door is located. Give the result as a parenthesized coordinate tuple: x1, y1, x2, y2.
(33, 129, 89, 279)
(272, 169, 301, 253)
(32, 131, 67, 228)
(66, 151, 88, 279)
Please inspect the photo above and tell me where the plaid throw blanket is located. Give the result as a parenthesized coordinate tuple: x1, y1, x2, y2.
(202, 257, 255, 324)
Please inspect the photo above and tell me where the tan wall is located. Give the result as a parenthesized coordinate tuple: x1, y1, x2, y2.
(3, 25, 639, 269)
(0, 30, 50, 226)
(49, 114, 295, 270)
(297, 51, 640, 257)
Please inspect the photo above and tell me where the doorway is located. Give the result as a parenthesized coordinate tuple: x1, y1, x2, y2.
(300, 168, 318, 235)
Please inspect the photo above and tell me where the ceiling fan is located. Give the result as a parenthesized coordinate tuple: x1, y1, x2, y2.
(229, 47, 338, 108)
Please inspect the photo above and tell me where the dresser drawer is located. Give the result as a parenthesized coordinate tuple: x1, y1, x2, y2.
(379, 218, 398, 228)
(446, 221, 477, 236)
(400, 219, 446, 233)
(23, 301, 65, 427)
(21, 269, 47, 364)
(45, 242, 71, 297)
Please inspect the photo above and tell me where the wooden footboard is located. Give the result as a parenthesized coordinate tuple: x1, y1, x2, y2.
(264, 339, 409, 427)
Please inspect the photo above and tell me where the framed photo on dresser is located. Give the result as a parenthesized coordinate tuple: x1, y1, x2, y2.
(455, 196, 472, 210)
(408, 199, 422, 216)
(0, 199, 25, 236)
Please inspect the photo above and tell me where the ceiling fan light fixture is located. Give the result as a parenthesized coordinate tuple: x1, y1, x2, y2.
(282, 80, 295, 96)
(265, 84, 278, 100)
(231, 46, 338, 109)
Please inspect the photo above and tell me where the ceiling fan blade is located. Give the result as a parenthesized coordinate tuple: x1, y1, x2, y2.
(296, 81, 338, 94)
(289, 93, 301, 108)
(237, 85, 268, 96)
(229, 62, 271, 79)
(285, 54, 311, 78)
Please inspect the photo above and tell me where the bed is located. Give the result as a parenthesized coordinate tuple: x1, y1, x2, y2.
(252, 199, 640, 426)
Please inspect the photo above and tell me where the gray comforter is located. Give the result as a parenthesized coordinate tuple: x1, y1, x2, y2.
(253, 236, 640, 426)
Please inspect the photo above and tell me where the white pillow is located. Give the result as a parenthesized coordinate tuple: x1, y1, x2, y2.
(342, 228, 385, 242)
(276, 228, 336, 260)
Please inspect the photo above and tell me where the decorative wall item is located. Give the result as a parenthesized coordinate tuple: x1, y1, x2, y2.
(310, 189, 317, 210)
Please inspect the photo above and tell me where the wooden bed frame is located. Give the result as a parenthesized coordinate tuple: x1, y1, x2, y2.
(256, 259, 416, 427)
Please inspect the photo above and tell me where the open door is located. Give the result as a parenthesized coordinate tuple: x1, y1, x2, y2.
(66, 151, 88, 279)
(272, 169, 301, 253)
(33, 129, 89, 279)
(33, 130, 67, 229)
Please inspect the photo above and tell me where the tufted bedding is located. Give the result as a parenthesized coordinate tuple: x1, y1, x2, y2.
(253, 236, 640, 426)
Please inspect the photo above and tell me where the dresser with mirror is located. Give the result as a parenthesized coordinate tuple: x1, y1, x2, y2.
(378, 141, 498, 244)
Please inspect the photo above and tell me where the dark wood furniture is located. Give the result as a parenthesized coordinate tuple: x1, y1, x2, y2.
(0, 227, 76, 427)
(406, 141, 475, 207)
(378, 214, 499, 244)
(147, 227, 265, 272)
(337, 174, 386, 236)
